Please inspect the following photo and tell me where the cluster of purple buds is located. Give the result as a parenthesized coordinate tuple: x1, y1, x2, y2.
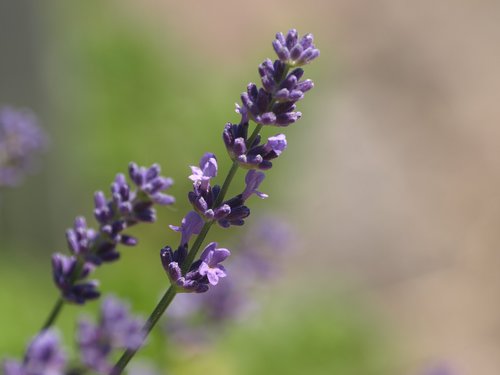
(187, 153, 252, 228)
(237, 29, 318, 128)
(52, 253, 100, 304)
(223, 122, 287, 170)
(161, 242, 230, 293)
(2, 330, 66, 375)
(78, 297, 144, 374)
(0, 106, 48, 187)
(272, 29, 320, 67)
(52, 163, 174, 304)
(91, 163, 174, 264)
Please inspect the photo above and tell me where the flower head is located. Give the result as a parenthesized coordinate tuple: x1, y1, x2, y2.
(52, 254, 100, 304)
(272, 29, 320, 66)
(242, 170, 268, 201)
(129, 162, 175, 205)
(223, 122, 288, 169)
(169, 210, 204, 246)
(189, 152, 218, 191)
(66, 216, 97, 257)
(198, 242, 231, 285)
(160, 242, 230, 292)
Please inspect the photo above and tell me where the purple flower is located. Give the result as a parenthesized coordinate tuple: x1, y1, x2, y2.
(216, 195, 250, 228)
(223, 122, 288, 169)
(242, 170, 268, 201)
(236, 29, 318, 127)
(240, 82, 304, 127)
(52, 254, 100, 304)
(2, 330, 66, 375)
(0, 106, 48, 187)
(160, 245, 208, 293)
(189, 152, 218, 191)
(160, 245, 187, 284)
(259, 59, 314, 101)
(78, 296, 144, 374)
(272, 29, 320, 66)
(187, 153, 239, 224)
(222, 121, 251, 160)
(198, 242, 230, 285)
(169, 211, 204, 246)
(66, 216, 97, 257)
(129, 162, 175, 205)
(239, 134, 287, 170)
(160, 242, 230, 293)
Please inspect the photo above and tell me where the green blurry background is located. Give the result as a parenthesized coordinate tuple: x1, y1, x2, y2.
(3, 0, 500, 374)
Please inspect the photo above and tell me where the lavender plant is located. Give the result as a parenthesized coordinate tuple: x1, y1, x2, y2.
(1, 28, 319, 375)
(113, 28, 319, 373)
(0, 106, 47, 187)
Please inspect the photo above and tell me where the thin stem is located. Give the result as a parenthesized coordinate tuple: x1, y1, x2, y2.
(182, 220, 213, 273)
(214, 160, 239, 208)
(246, 124, 263, 150)
(41, 298, 64, 331)
(112, 286, 177, 375)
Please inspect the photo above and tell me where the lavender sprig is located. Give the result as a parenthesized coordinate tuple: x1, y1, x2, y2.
(43, 163, 174, 330)
(112, 28, 319, 374)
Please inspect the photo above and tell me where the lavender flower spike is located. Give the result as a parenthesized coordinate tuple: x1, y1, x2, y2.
(2, 330, 66, 375)
(169, 210, 204, 246)
(198, 242, 230, 285)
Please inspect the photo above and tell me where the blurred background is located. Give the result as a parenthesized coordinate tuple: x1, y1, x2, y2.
(1, 0, 500, 374)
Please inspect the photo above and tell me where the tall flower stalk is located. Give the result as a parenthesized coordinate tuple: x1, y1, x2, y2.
(43, 163, 175, 329)
(113, 28, 319, 374)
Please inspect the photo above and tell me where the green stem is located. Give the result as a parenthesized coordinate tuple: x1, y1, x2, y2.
(214, 160, 239, 208)
(112, 286, 177, 375)
(182, 220, 214, 273)
(41, 298, 64, 331)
